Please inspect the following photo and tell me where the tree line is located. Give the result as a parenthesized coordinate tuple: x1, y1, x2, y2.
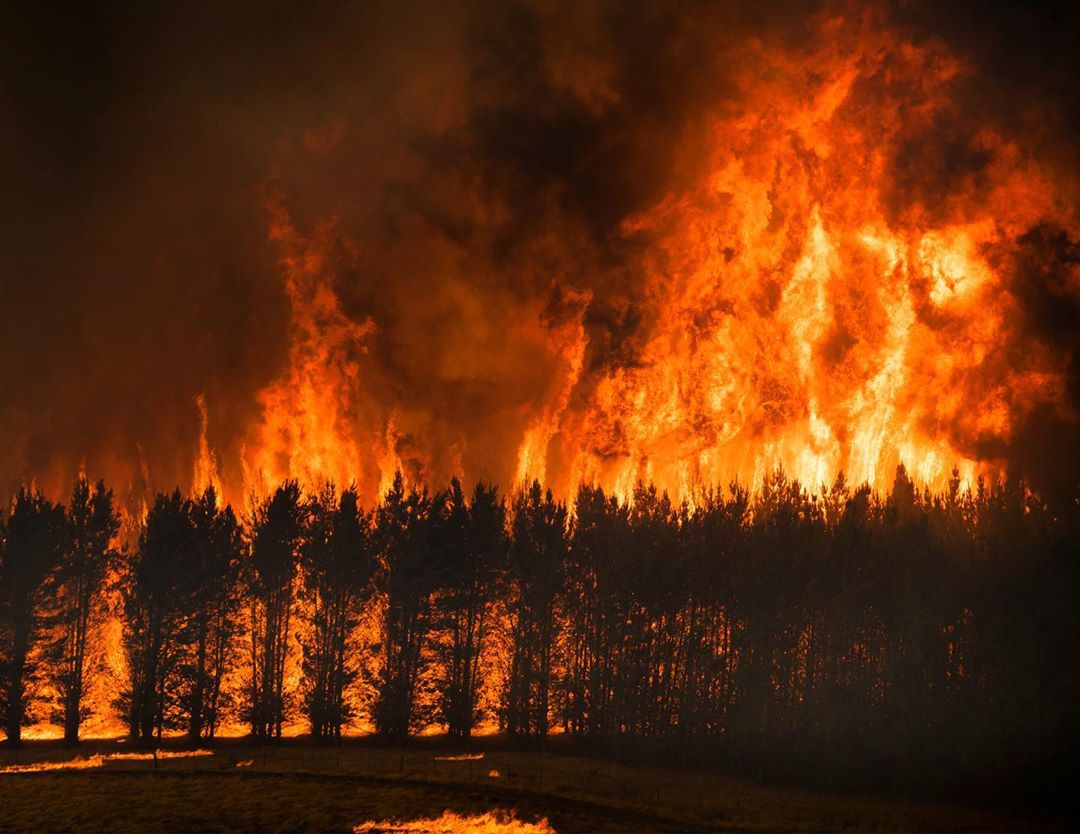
(0, 467, 1076, 791)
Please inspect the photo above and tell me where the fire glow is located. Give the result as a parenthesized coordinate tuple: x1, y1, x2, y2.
(354, 812, 555, 834)
(0, 749, 212, 775)
(0, 1, 1077, 775)
(2, 9, 1073, 518)
(205, 12, 1076, 511)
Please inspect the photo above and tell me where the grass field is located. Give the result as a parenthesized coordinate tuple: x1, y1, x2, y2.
(0, 740, 1064, 833)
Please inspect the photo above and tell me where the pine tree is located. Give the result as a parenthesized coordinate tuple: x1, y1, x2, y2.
(301, 484, 374, 741)
(0, 489, 67, 746)
(52, 478, 119, 744)
(247, 481, 305, 738)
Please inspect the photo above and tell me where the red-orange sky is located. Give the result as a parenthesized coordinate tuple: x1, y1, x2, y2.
(1, 1, 1078, 511)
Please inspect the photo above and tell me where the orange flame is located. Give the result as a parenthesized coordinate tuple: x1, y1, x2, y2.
(520, 13, 1075, 501)
(0, 749, 213, 775)
(192, 393, 220, 495)
(11, 8, 1078, 745)
(242, 193, 380, 504)
(355, 812, 555, 834)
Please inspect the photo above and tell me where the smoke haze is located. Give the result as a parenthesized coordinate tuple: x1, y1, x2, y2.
(2, 1, 1078, 509)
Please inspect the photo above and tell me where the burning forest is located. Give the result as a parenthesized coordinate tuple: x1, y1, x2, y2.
(1, 1, 1079, 831)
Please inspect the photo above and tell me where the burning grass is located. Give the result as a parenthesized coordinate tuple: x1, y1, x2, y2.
(354, 810, 555, 833)
(0, 749, 213, 774)
(0, 742, 1063, 834)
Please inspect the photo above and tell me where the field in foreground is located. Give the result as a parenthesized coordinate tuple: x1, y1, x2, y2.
(0, 741, 1065, 834)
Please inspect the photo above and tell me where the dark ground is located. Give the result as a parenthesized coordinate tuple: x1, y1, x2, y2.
(0, 738, 1068, 833)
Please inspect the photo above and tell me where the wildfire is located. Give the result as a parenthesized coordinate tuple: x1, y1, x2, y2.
(537, 13, 1075, 502)
(192, 393, 220, 495)
(241, 194, 380, 506)
(2, 4, 1077, 747)
(167, 10, 1075, 511)
(354, 812, 555, 834)
(0, 749, 213, 775)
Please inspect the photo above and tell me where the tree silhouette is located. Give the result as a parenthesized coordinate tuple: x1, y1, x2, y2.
(678, 483, 749, 756)
(432, 479, 507, 739)
(0, 467, 1076, 796)
(373, 473, 440, 741)
(50, 478, 119, 744)
(247, 480, 305, 739)
(505, 481, 568, 742)
(177, 486, 243, 742)
(0, 489, 67, 746)
(562, 484, 629, 746)
(624, 483, 685, 743)
(300, 484, 374, 741)
(120, 490, 191, 742)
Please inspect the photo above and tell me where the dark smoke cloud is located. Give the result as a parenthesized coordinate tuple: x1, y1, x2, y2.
(1, 1, 1077, 506)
